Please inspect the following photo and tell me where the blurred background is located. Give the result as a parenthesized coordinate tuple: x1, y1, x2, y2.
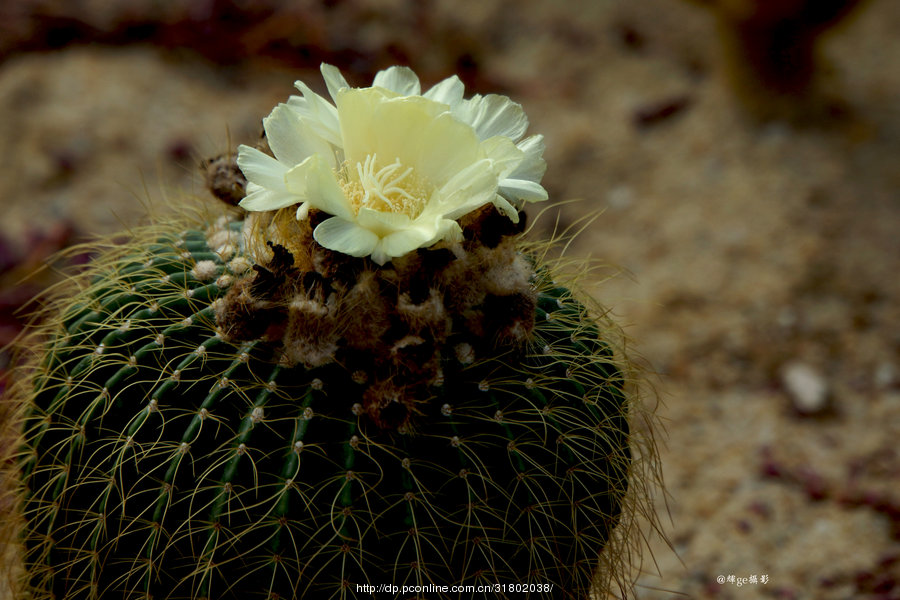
(1, 0, 898, 598)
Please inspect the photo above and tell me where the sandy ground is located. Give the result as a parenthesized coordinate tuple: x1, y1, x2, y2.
(1, 0, 898, 598)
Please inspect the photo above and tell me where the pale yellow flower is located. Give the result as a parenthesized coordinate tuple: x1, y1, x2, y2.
(237, 64, 547, 265)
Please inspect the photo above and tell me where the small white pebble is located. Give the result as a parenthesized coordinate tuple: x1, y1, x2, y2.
(781, 362, 830, 415)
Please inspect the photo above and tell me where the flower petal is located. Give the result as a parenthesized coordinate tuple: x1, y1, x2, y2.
(264, 104, 334, 168)
(453, 94, 528, 141)
(313, 216, 379, 258)
(413, 112, 484, 186)
(372, 66, 421, 96)
(320, 63, 350, 103)
(239, 182, 298, 212)
(337, 89, 448, 170)
(499, 178, 548, 203)
(490, 193, 520, 222)
(236, 145, 288, 190)
(287, 81, 341, 147)
(356, 207, 412, 235)
(375, 228, 436, 264)
(480, 135, 525, 179)
(423, 75, 464, 107)
(430, 158, 499, 220)
(510, 134, 547, 183)
(303, 155, 355, 221)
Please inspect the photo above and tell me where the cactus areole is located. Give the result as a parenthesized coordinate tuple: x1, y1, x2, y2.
(20, 65, 633, 599)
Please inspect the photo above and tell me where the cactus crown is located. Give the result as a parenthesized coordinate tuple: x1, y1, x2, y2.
(217, 203, 535, 429)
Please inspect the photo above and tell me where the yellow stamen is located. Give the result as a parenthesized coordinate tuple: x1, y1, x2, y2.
(340, 154, 431, 218)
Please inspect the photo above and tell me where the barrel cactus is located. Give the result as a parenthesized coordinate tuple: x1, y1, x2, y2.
(10, 64, 653, 599)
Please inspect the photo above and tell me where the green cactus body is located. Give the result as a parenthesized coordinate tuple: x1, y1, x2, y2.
(19, 207, 632, 600)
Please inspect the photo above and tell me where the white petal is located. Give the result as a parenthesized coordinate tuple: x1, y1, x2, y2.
(356, 207, 412, 237)
(499, 178, 548, 202)
(283, 155, 316, 196)
(414, 111, 484, 186)
(303, 155, 355, 221)
(423, 75, 464, 107)
(430, 159, 498, 220)
(287, 81, 342, 147)
(510, 134, 547, 182)
(320, 63, 350, 103)
(313, 217, 379, 258)
(375, 226, 438, 264)
(264, 105, 334, 168)
(491, 193, 520, 222)
(337, 89, 447, 170)
(453, 94, 528, 142)
(480, 135, 525, 179)
(236, 145, 288, 190)
(372, 66, 421, 96)
(239, 182, 298, 212)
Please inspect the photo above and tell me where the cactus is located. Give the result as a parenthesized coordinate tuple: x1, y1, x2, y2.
(10, 64, 654, 600)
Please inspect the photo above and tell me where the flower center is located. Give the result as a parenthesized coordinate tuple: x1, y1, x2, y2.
(340, 154, 431, 218)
